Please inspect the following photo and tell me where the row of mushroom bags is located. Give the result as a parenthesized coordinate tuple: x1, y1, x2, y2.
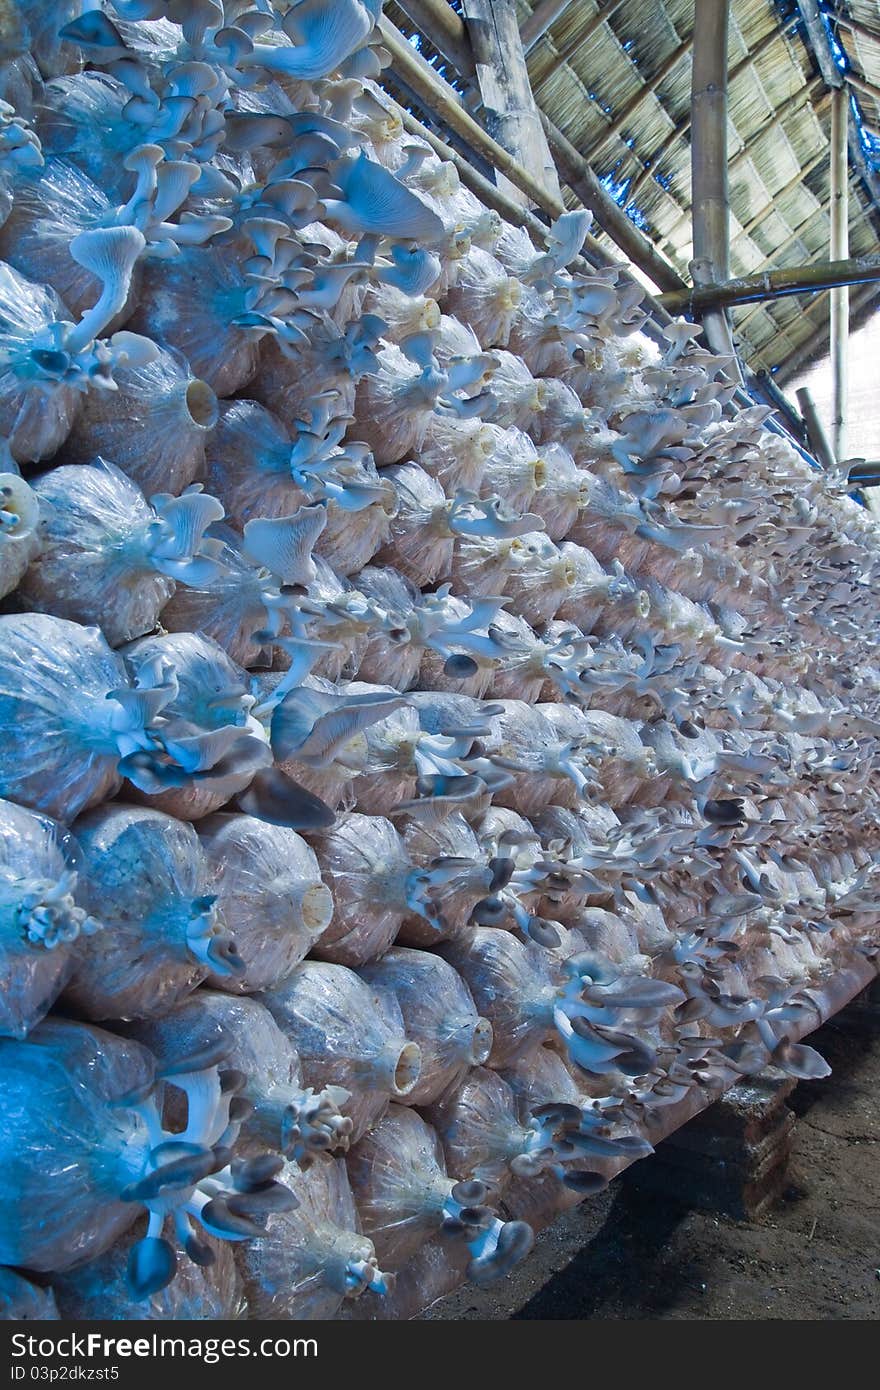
(0, 0, 879, 1323)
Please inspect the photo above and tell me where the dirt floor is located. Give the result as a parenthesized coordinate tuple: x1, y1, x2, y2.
(424, 989, 880, 1320)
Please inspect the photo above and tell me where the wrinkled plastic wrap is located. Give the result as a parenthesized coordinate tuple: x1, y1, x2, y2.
(0, 795, 98, 1038)
(0, 260, 79, 461)
(444, 246, 521, 348)
(0, 157, 135, 321)
(64, 347, 218, 496)
(125, 990, 350, 1166)
(261, 961, 421, 1143)
(440, 927, 557, 1068)
(204, 398, 304, 530)
(425, 1065, 530, 1195)
(20, 461, 177, 645)
(341, 700, 424, 816)
(236, 1157, 389, 1320)
(347, 1105, 534, 1282)
(376, 463, 453, 586)
(0, 613, 129, 820)
(198, 814, 331, 992)
(157, 538, 279, 671)
(129, 246, 260, 397)
(66, 804, 239, 1021)
(345, 1105, 454, 1266)
(360, 948, 492, 1105)
(398, 812, 491, 945)
(0, 1019, 156, 1271)
(37, 74, 133, 196)
(309, 813, 413, 966)
(52, 1222, 244, 1322)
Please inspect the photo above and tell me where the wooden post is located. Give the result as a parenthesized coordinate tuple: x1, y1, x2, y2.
(378, 17, 561, 213)
(379, 15, 688, 295)
(629, 23, 786, 204)
(459, 0, 561, 203)
(830, 85, 849, 463)
(796, 386, 836, 471)
(690, 0, 741, 373)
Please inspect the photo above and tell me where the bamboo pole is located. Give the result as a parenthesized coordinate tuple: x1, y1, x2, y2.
(690, 0, 740, 369)
(391, 0, 475, 75)
(658, 254, 880, 312)
(393, 100, 555, 242)
(521, 0, 575, 54)
(830, 85, 849, 463)
(628, 24, 786, 203)
(774, 280, 880, 383)
(834, 14, 880, 47)
(459, 0, 561, 203)
(846, 71, 880, 107)
(795, 386, 836, 470)
(379, 16, 562, 212)
(796, 1, 880, 211)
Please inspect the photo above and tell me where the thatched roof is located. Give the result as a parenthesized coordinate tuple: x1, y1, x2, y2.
(383, 0, 880, 382)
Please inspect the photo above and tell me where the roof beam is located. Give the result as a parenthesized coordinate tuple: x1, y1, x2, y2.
(379, 16, 559, 212)
(659, 254, 880, 313)
(833, 14, 880, 48)
(845, 71, 880, 108)
(796, 0, 880, 214)
(392, 0, 475, 75)
(459, 0, 561, 202)
(379, 13, 687, 292)
(627, 24, 788, 203)
(521, 0, 576, 55)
